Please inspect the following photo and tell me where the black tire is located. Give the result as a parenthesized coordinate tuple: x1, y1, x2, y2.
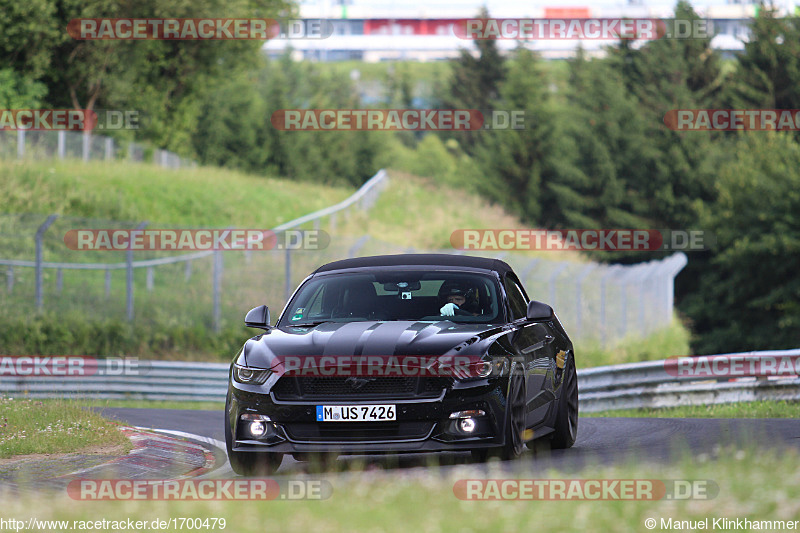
(471, 371, 527, 462)
(225, 410, 283, 476)
(550, 352, 578, 449)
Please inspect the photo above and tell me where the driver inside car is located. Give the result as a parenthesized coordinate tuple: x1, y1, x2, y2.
(439, 282, 480, 316)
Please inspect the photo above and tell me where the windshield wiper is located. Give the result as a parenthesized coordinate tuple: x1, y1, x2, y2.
(288, 320, 332, 328)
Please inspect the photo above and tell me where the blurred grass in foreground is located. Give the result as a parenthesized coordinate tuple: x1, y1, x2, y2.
(0, 446, 798, 532)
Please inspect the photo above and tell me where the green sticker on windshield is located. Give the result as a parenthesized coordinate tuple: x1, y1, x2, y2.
(291, 308, 305, 321)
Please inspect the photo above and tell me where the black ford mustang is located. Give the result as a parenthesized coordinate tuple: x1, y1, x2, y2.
(225, 254, 578, 475)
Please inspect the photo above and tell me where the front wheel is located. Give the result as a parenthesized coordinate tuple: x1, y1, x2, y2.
(471, 372, 527, 462)
(550, 352, 578, 449)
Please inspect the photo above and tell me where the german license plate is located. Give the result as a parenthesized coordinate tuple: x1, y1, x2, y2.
(316, 404, 396, 422)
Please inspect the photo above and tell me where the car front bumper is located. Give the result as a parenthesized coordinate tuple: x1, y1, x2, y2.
(226, 377, 513, 454)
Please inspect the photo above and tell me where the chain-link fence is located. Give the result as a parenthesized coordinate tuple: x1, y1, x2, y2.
(0, 169, 685, 347)
(0, 130, 194, 168)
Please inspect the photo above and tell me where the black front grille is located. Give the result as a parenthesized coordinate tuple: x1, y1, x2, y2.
(271, 376, 450, 400)
(283, 421, 435, 442)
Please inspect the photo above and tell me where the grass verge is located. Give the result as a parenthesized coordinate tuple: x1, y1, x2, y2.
(85, 399, 225, 411)
(0, 398, 129, 459)
(1, 446, 798, 532)
(585, 400, 800, 419)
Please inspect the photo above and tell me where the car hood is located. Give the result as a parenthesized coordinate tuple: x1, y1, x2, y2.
(242, 320, 503, 369)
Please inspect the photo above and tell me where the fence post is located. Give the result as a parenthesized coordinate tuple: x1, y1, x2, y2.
(184, 260, 192, 281)
(105, 269, 111, 297)
(284, 247, 292, 301)
(599, 265, 621, 349)
(520, 259, 540, 284)
(17, 130, 25, 158)
(105, 138, 114, 159)
(58, 131, 66, 159)
(213, 250, 223, 333)
(637, 264, 653, 337)
(35, 214, 59, 310)
(547, 263, 569, 308)
(619, 268, 629, 339)
(82, 132, 90, 161)
(146, 267, 154, 291)
(127, 221, 148, 321)
(575, 264, 596, 334)
(348, 235, 370, 258)
(6, 267, 13, 293)
(56, 268, 63, 294)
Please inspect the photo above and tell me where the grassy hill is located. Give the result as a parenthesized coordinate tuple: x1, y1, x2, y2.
(0, 159, 351, 226)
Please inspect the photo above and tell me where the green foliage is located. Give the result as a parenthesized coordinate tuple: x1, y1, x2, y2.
(725, 6, 800, 111)
(0, 68, 47, 108)
(604, 0, 724, 230)
(473, 46, 563, 223)
(682, 133, 800, 353)
(0, 311, 249, 360)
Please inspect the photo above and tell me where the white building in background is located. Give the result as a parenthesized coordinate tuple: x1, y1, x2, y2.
(263, 0, 794, 60)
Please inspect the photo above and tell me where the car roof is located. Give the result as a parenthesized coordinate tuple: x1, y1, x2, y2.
(312, 253, 515, 275)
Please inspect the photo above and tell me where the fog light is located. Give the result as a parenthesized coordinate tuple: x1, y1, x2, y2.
(240, 413, 272, 439)
(249, 420, 267, 437)
(458, 418, 477, 433)
(476, 361, 492, 377)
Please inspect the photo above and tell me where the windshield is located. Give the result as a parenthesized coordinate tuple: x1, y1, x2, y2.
(280, 271, 502, 326)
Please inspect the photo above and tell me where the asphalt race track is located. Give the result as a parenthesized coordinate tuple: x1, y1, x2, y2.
(98, 408, 800, 477)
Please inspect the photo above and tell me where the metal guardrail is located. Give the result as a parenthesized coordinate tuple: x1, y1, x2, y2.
(578, 349, 800, 412)
(0, 361, 230, 403)
(2, 349, 798, 409)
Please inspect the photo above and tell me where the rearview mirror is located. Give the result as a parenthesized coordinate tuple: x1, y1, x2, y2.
(526, 300, 553, 321)
(245, 305, 272, 329)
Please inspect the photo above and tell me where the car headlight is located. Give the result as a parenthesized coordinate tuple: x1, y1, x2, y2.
(474, 357, 509, 378)
(232, 364, 271, 385)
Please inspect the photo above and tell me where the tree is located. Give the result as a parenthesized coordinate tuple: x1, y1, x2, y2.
(682, 133, 800, 353)
(725, 5, 800, 111)
(605, 0, 725, 230)
(473, 46, 565, 223)
(442, 6, 506, 154)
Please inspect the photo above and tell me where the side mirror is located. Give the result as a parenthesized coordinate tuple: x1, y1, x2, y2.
(526, 300, 553, 321)
(245, 305, 272, 330)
